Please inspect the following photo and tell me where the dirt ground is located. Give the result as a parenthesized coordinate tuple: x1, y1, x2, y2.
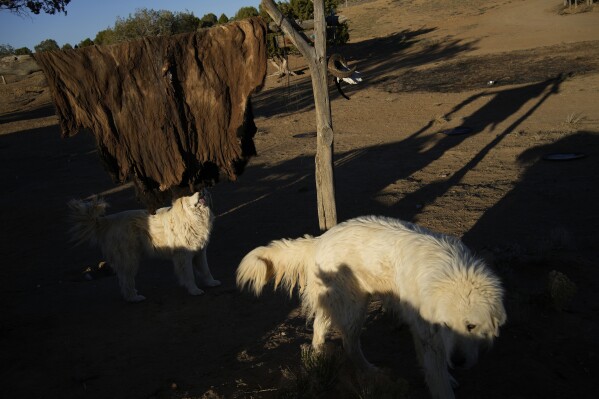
(1, 0, 599, 398)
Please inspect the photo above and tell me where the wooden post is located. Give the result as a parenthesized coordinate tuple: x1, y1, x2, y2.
(261, 0, 337, 231)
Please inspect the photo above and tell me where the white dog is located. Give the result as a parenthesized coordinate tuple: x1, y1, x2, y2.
(237, 215, 506, 399)
(69, 191, 220, 302)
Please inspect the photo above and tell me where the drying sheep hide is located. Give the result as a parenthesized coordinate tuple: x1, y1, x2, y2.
(34, 17, 267, 211)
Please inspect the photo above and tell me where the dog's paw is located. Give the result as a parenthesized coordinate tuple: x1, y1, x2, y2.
(203, 279, 221, 287)
(126, 294, 146, 303)
(188, 287, 205, 296)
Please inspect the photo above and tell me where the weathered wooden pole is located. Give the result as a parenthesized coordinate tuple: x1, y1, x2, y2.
(261, 0, 337, 231)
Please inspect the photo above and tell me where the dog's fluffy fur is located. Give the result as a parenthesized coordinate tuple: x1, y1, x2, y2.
(69, 192, 220, 302)
(237, 216, 506, 399)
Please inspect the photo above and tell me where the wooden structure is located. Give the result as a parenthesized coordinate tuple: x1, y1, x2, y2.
(261, 0, 337, 231)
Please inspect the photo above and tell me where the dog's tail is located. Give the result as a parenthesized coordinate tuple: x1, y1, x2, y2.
(67, 197, 108, 246)
(236, 235, 317, 297)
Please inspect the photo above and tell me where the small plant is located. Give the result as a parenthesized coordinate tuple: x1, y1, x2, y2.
(565, 112, 586, 125)
(300, 344, 343, 392)
(277, 344, 344, 398)
(547, 270, 577, 311)
(354, 375, 410, 399)
(556, 1, 595, 15)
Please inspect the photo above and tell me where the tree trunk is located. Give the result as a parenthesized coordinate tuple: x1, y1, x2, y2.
(311, 0, 337, 231)
(261, 0, 337, 231)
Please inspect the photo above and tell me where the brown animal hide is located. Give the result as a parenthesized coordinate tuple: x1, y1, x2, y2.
(34, 18, 267, 211)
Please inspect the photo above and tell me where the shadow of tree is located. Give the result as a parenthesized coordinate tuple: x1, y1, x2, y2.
(345, 28, 474, 76)
(379, 40, 599, 93)
(252, 27, 477, 117)
(254, 31, 599, 119)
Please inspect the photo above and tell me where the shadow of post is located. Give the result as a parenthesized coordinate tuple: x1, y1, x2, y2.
(389, 75, 564, 221)
(330, 76, 564, 221)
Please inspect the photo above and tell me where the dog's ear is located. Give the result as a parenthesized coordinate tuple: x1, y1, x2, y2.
(200, 189, 213, 208)
(491, 303, 507, 337)
(189, 192, 201, 206)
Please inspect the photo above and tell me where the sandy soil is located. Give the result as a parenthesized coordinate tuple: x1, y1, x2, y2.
(1, 1, 598, 398)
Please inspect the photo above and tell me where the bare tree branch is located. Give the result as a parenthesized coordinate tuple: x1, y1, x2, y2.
(0, 0, 71, 15)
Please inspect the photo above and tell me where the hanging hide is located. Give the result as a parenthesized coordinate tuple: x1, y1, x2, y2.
(35, 18, 267, 211)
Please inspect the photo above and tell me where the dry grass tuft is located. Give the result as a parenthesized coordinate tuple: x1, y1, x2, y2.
(277, 344, 344, 398)
(353, 373, 410, 399)
(547, 270, 577, 311)
(277, 344, 410, 398)
(565, 111, 586, 125)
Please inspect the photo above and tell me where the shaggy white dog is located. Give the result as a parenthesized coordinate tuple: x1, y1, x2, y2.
(69, 191, 220, 302)
(237, 215, 506, 399)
